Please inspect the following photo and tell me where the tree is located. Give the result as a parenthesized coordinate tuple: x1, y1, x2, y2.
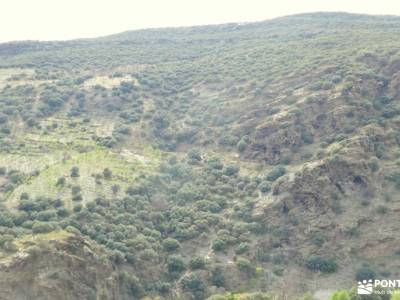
(224, 165, 239, 176)
(187, 149, 202, 163)
(181, 273, 206, 299)
(18, 200, 37, 212)
(0, 212, 14, 227)
(71, 185, 81, 195)
(259, 181, 271, 193)
(57, 208, 69, 217)
(115, 126, 131, 135)
(0, 167, 6, 175)
(20, 192, 30, 200)
(235, 242, 250, 255)
(162, 238, 180, 252)
(356, 265, 376, 281)
(301, 131, 314, 144)
(36, 210, 57, 221)
(103, 168, 112, 179)
(189, 257, 206, 270)
(155, 281, 171, 294)
(237, 139, 247, 152)
(212, 239, 227, 252)
(119, 81, 134, 93)
(236, 257, 255, 274)
(72, 194, 83, 202)
(305, 256, 338, 273)
(73, 204, 82, 212)
(266, 166, 286, 181)
(0, 235, 14, 248)
(125, 274, 144, 298)
(210, 266, 225, 287)
(167, 255, 186, 274)
(112, 184, 120, 194)
(32, 222, 55, 234)
(71, 166, 80, 177)
(56, 177, 66, 186)
(152, 114, 169, 130)
(330, 290, 350, 300)
(207, 157, 223, 170)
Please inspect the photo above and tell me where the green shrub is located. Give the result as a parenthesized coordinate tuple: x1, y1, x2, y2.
(259, 181, 271, 193)
(9, 171, 24, 184)
(103, 168, 112, 179)
(187, 149, 202, 162)
(36, 210, 57, 221)
(0, 235, 14, 247)
(210, 266, 225, 287)
(0, 167, 6, 175)
(376, 205, 388, 214)
(329, 290, 350, 300)
(301, 131, 314, 144)
(167, 255, 186, 274)
(0, 212, 14, 227)
(237, 140, 247, 152)
(375, 143, 387, 159)
(207, 157, 223, 170)
(181, 273, 206, 297)
(119, 81, 134, 93)
(385, 172, 400, 188)
(32, 221, 55, 234)
(305, 256, 338, 273)
(212, 239, 227, 252)
(368, 159, 380, 172)
(311, 232, 326, 247)
(219, 134, 239, 146)
(373, 96, 393, 110)
(57, 208, 69, 217)
(356, 265, 376, 281)
(72, 194, 83, 202)
(236, 257, 255, 274)
(70, 166, 80, 177)
(266, 166, 286, 182)
(71, 185, 81, 195)
(56, 177, 66, 186)
(73, 204, 82, 212)
(162, 238, 180, 252)
(235, 242, 250, 255)
(155, 281, 171, 294)
(20, 192, 30, 200)
(189, 257, 206, 270)
(224, 165, 239, 176)
(112, 184, 120, 194)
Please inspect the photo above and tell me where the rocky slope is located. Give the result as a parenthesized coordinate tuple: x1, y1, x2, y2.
(0, 12, 400, 300)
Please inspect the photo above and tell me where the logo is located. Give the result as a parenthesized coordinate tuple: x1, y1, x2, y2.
(358, 280, 373, 295)
(357, 279, 400, 295)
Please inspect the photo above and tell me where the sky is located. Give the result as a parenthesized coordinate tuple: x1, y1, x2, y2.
(2, 0, 400, 43)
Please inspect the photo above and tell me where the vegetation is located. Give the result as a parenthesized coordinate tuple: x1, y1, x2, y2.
(305, 256, 338, 273)
(0, 12, 400, 300)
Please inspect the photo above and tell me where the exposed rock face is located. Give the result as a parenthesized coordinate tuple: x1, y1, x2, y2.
(273, 157, 371, 212)
(0, 232, 124, 300)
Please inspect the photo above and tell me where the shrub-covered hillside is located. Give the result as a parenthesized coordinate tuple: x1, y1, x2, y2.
(1, 12, 400, 300)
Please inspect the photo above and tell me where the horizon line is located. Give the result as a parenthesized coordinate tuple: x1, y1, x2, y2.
(1, 10, 399, 45)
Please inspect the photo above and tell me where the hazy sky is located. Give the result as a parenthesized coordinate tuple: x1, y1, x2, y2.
(2, 0, 400, 43)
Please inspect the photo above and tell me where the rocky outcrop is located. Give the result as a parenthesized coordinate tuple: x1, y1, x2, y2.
(0, 231, 129, 300)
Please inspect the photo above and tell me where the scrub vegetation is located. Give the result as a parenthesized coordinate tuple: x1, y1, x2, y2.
(1, 12, 400, 300)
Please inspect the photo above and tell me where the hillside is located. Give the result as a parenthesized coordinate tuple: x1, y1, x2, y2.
(1, 12, 400, 299)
